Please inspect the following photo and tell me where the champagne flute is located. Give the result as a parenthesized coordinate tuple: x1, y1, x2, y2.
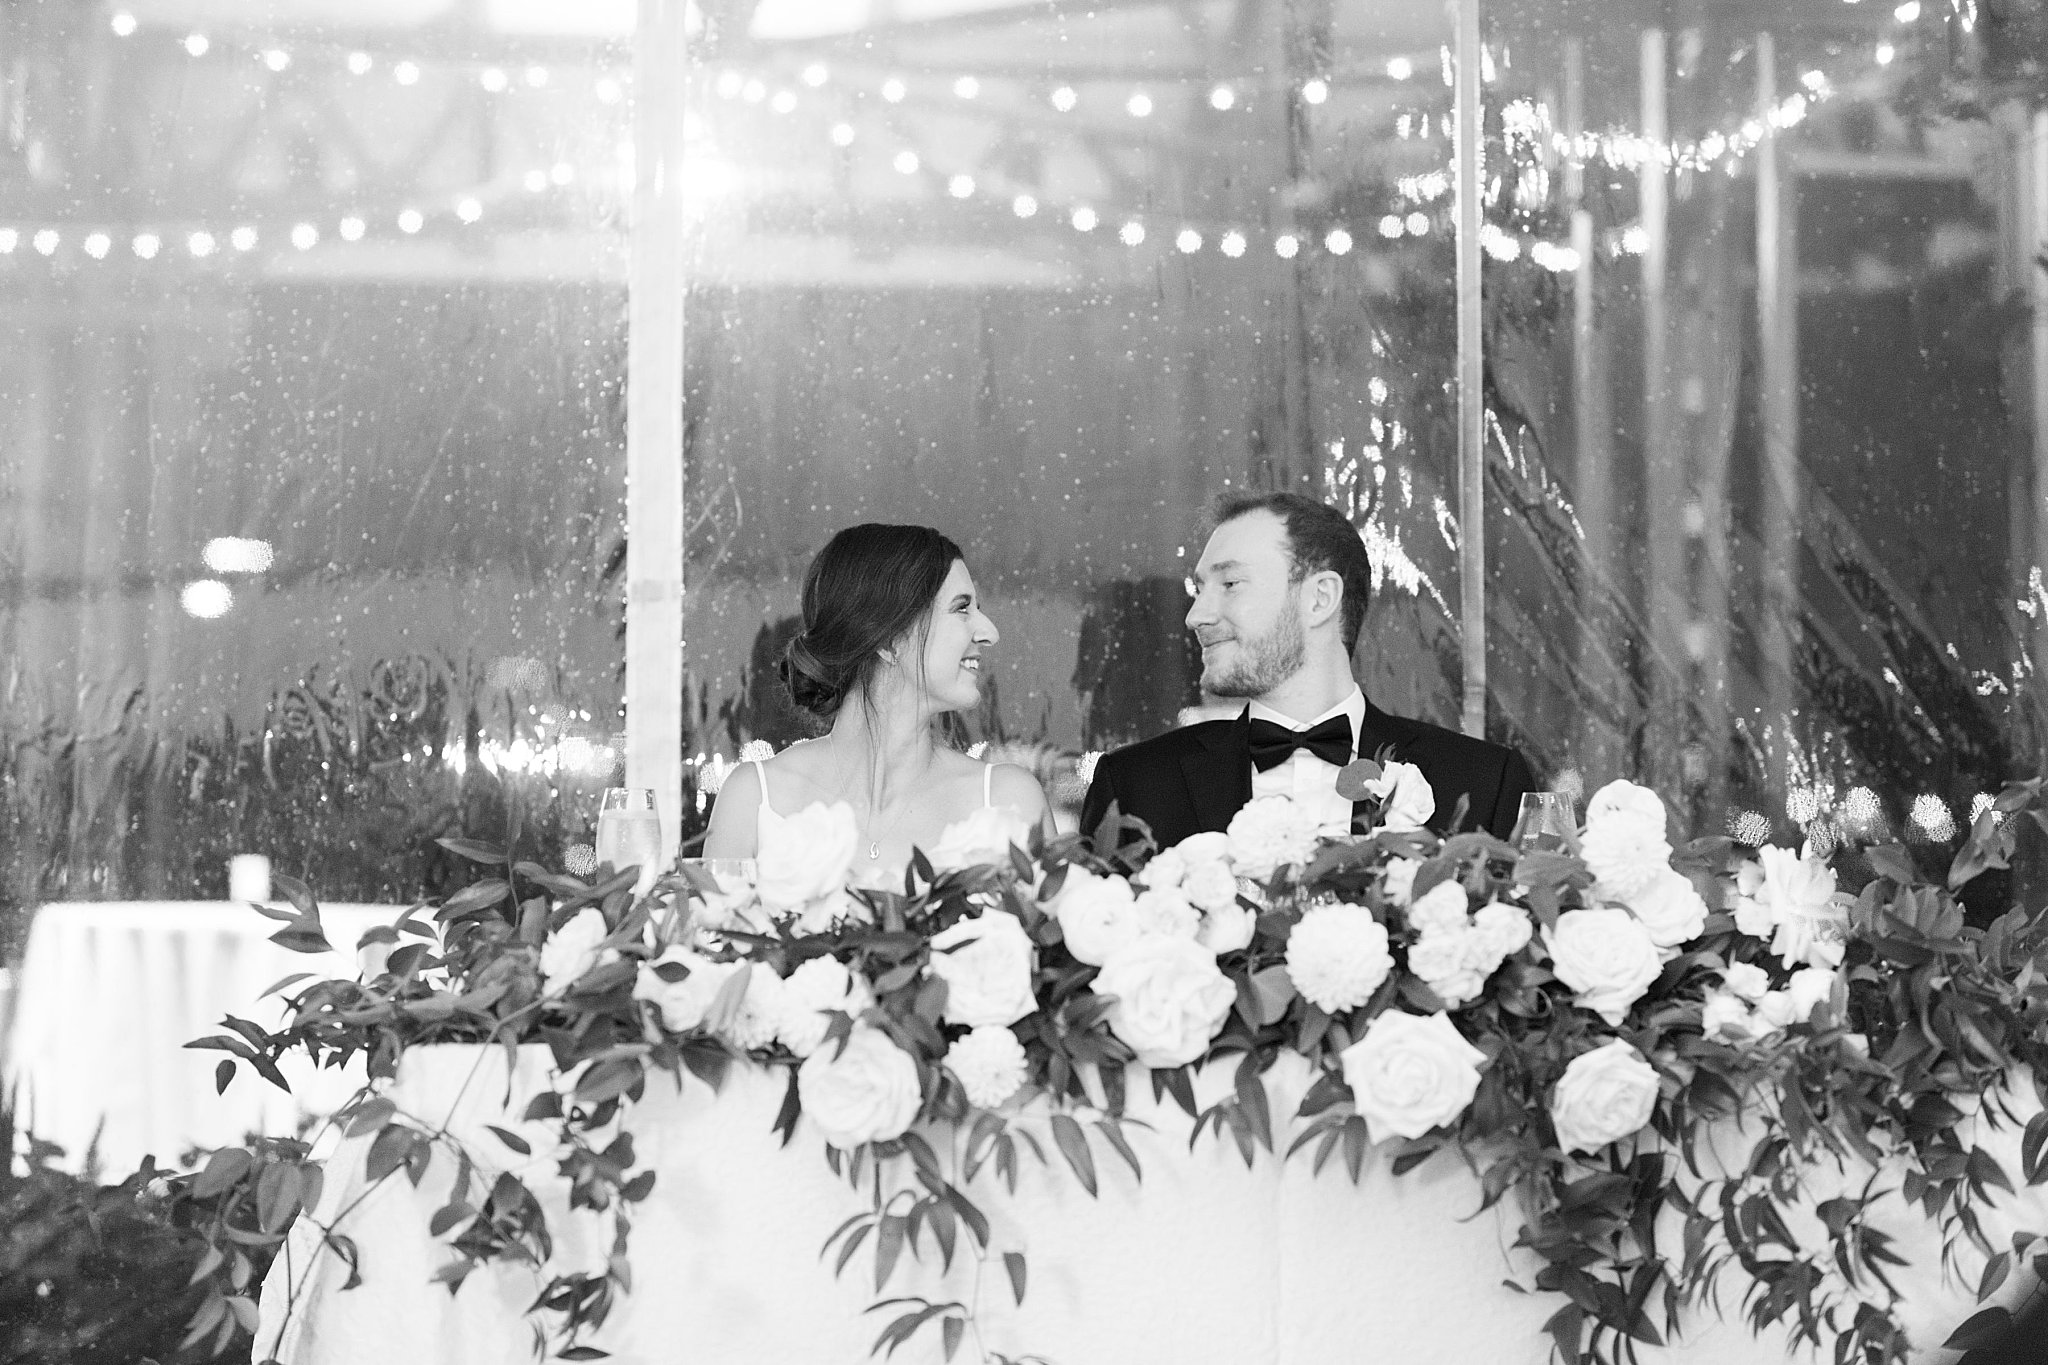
(597, 787, 663, 895)
(1511, 792, 1577, 852)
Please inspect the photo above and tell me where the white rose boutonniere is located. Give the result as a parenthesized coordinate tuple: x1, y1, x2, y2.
(1284, 902, 1394, 1012)
(1224, 794, 1323, 880)
(1545, 908, 1663, 1026)
(927, 804, 1036, 875)
(1045, 865, 1142, 966)
(1580, 780, 1673, 901)
(797, 1024, 925, 1150)
(757, 800, 860, 914)
(1550, 1039, 1661, 1155)
(945, 1025, 1029, 1109)
(539, 908, 617, 995)
(1093, 936, 1236, 1068)
(927, 911, 1038, 1028)
(1339, 1010, 1487, 1142)
(1363, 760, 1436, 832)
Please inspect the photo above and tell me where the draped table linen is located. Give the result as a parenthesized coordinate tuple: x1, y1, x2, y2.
(257, 1046, 2047, 1365)
(4, 901, 404, 1172)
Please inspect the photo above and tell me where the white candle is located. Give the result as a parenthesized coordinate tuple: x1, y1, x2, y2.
(228, 854, 272, 904)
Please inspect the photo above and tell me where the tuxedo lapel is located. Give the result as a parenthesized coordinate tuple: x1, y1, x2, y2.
(1181, 710, 1253, 835)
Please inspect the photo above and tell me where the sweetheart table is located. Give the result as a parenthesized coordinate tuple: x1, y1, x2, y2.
(3, 901, 403, 1172)
(256, 1046, 2046, 1365)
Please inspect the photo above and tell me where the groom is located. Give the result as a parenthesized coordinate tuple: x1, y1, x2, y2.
(1080, 491, 1536, 850)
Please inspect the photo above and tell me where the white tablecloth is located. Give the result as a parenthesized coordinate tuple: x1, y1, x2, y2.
(258, 1046, 2045, 1365)
(4, 901, 405, 1172)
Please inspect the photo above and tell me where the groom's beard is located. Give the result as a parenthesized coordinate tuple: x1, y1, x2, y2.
(1200, 608, 1306, 699)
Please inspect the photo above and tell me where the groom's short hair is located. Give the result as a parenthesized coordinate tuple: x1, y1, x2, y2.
(1213, 491, 1374, 653)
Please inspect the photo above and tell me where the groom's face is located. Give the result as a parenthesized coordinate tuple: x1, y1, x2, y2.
(1186, 511, 1306, 699)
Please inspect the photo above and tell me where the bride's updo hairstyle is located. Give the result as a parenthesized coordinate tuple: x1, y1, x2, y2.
(779, 523, 966, 719)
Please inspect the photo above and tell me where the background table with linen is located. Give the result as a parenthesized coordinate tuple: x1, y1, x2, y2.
(4, 901, 403, 1172)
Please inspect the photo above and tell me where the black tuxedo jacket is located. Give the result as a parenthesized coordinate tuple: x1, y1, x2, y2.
(1079, 700, 1537, 849)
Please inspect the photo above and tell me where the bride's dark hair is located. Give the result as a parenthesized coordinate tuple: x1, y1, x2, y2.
(779, 524, 966, 719)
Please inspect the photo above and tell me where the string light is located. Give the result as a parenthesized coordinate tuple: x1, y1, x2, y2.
(0, 229, 17, 253)
(1208, 84, 1236, 111)
(769, 90, 796, 114)
(1275, 233, 1300, 259)
(742, 78, 766, 102)
(188, 230, 217, 256)
(480, 67, 509, 92)
(524, 169, 548, 191)
(830, 122, 856, 146)
(1175, 228, 1203, 253)
(290, 222, 318, 249)
(953, 76, 980, 99)
(346, 52, 371, 76)
(801, 63, 828, 88)
(1895, 0, 1920, 18)
(397, 208, 424, 233)
(948, 174, 975, 198)
(881, 78, 906, 103)
(524, 66, 548, 88)
(263, 49, 290, 72)
(1876, 42, 1896, 63)
(1118, 220, 1146, 246)
(231, 226, 257, 251)
(595, 77, 623, 104)
(184, 33, 210, 57)
(132, 232, 160, 259)
(1387, 57, 1414, 81)
(83, 232, 110, 259)
(32, 229, 57, 256)
(110, 12, 137, 37)
(1070, 206, 1097, 231)
(893, 150, 920, 175)
(455, 197, 483, 223)
(1324, 227, 1353, 255)
(1125, 92, 1153, 118)
(1219, 230, 1246, 257)
(338, 216, 365, 242)
(1302, 78, 1329, 105)
(394, 60, 421, 85)
(1050, 86, 1077, 112)
(1012, 194, 1038, 218)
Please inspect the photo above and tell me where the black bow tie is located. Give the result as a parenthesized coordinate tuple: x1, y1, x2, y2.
(1247, 715, 1354, 772)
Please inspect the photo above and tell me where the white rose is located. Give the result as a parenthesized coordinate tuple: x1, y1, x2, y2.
(1093, 936, 1236, 1068)
(1737, 845, 1844, 969)
(1545, 909, 1664, 1026)
(1364, 761, 1436, 832)
(757, 800, 860, 913)
(1140, 847, 1188, 892)
(798, 1025, 924, 1149)
(1621, 866, 1708, 949)
(1408, 931, 1487, 1008)
(1224, 794, 1324, 880)
(1181, 860, 1243, 916)
(1580, 782, 1672, 901)
(1783, 966, 1839, 1025)
(1731, 861, 1777, 939)
(1285, 902, 1395, 1013)
(1720, 961, 1771, 1001)
(1381, 858, 1421, 907)
(1550, 1039, 1661, 1154)
(1339, 1010, 1487, 1141)
(1702, 988, 1769, 1043)
(1585, 779, 1667, 827)
(1406, 880, 1470, 937)
(1131, 886, 1201, 940)
(928, 804, 1036, 874)
(778, 956, 876, 1058)
(539, 908, 617, 995)
(1046, 866, 1142, 967)
(1195, 899, 1256, 955)
(720, 966, 788, 1050)
(927, 911, 1039, 1028)
(1172, 831, 1232, 867)
(633, 947, 738, 1033)
(945, 1025, 1029, 1109)
(1471, 902, 1534, 960)
(1753, 990, 1800, 1032)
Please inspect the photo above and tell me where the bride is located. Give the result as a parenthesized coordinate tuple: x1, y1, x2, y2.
(702, 523, 1051, 874)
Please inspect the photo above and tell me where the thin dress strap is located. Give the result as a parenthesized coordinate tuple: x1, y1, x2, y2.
(751, 758, 774, 816)
(982, 762, 994, 809)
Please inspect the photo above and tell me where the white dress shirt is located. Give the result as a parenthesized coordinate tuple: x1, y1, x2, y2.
(1246, 688, 1368, 837)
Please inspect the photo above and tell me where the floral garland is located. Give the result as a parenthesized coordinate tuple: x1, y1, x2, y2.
(209, 766, 2048, 1364)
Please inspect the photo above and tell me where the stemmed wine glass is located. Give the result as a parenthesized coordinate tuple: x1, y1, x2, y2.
(1510, 792, 1577, 852)
(597, 787, 663, 895)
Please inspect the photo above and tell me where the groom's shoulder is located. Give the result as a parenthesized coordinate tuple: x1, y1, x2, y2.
(1372, 706, 1521, 768)
(1100, 718, 1236, 773)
